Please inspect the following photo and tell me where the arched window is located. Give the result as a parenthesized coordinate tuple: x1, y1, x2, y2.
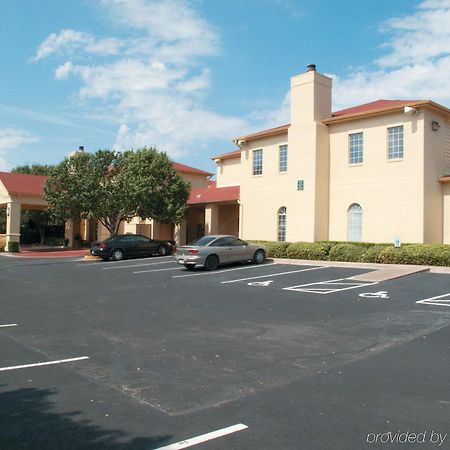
(278, 207, 287, 241)
(347, 203, 362, 241)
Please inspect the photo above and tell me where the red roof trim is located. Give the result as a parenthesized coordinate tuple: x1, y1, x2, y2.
(188, 185, 240, 205)
(233, 124, 290, 142)
(211, 149, 241, 161)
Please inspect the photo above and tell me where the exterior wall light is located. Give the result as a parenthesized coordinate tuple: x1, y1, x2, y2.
(431, 120, 440, 131)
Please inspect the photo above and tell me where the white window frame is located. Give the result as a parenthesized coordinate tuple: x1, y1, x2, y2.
(252, 149, 263, 176)
(387, 125, 404, 160)
(347, 203, 362, 242)
(277, 207, 287, 242)
(279, 144, 288, 173)
(349, 132, 363, 165)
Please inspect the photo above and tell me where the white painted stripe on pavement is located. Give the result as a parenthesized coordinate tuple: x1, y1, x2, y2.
(77, 255, 174, 267)
(103, 260, 176, 270)
(416, 292, 450, 307)
(0, 324, 18, 328)
(0, 356, 90, 372)
(172, 263, 276, 278)
(221, 266, 328, 284)
(133, 267, 181, 274)
(154, 423, 248, 450)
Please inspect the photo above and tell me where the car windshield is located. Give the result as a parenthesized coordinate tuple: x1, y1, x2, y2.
(188, 236, 217, 246)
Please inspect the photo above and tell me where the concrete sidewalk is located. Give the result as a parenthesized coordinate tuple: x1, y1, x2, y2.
(1, 247, 89, 258)
(272, 257, 450, 281)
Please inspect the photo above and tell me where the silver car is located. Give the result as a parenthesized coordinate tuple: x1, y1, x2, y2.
(175, 235, 267, 270)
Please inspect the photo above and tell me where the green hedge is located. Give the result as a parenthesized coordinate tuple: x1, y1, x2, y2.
(249, 240, 450, 266)
(7, 241, 19, 252)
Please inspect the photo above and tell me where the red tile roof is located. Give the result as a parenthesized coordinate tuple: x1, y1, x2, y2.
(331, 99, 419, 117)
(0, 160, 211, 199)
(188, 185, 240, 204)
(172, 162, 213, 176)
(230, 99, 450, 140)
(207, 179, 217, 188)
(0, 172, 46, 197)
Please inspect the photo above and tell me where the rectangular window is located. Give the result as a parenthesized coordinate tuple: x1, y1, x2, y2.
(253, 149, 263, 175)
(388, 126, 404, 159)
(279, 145, 288, 172)
(349, 132, 363, 164)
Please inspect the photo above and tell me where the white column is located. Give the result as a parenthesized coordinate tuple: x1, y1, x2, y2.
(6, 200, 21, 250)
(174, 220, 187, 245)
(205, 203, 219, 235)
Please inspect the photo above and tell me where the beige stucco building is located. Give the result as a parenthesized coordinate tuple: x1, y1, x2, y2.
(198, 64, 450, 245)
(4, 64, 450, 248)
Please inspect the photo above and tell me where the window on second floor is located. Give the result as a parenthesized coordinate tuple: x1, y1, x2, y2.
(387, 126, 404, 159)
(279, 145, 288, 172)
(253, 149, 263, 176)
(349, 132, 363, 164)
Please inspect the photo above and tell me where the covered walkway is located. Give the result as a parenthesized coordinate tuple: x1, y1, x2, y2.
(0, 172, 48, 250)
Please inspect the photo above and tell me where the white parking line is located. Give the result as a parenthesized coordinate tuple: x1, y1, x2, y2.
(133, 267, 181, 274)
(77, 255, 174, 267)
(154, 423, 248, 450)
(103, 260, 176, 270)
(416, 292, 450, 307)
(221, 266, 328, 284)
(0, 324, 18, 328)
(0, 356, 90, 372)
(283, 278, 377, 294)
(172, 263, 277, 278)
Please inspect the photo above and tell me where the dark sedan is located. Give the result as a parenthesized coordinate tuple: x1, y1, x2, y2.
(91, 234, 175, 261)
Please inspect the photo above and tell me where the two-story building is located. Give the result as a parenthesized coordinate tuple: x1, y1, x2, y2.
(184, 64, 450, 244)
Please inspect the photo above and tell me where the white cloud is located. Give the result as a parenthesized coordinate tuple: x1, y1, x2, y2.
(33, 29, 121, 61)
(331, 0, 450, 110)
(34, 0, 246, 158)
(0, 128, 39, 171)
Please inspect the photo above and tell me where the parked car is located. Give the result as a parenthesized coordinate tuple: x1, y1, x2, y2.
(175, 235, 267, 270)
(91, 234, 175, 261)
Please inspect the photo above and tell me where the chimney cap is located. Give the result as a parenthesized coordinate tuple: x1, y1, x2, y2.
(78, 145, 85, 151)
(306, 64, 317, 72)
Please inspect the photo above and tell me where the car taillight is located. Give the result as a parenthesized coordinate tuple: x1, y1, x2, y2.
(99, 243, 107, 249)
(188, 249, 199, 254)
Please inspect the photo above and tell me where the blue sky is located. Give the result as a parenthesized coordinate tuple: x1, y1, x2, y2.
(2, 0, 450, 174)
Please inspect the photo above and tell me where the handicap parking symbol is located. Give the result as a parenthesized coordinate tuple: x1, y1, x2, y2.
(359, 291, 389, 299)
(248, 280, 274, 287)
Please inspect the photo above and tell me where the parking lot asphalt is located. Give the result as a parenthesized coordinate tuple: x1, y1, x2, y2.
(1, 254, 450, 449)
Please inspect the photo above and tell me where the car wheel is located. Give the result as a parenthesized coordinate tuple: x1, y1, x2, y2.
(157, 245, 168, 256)
(204, 254, 219, 271)
(111, 249, 124, 261)
(253, 249, 265, 264)
(184, 264, 195, 270)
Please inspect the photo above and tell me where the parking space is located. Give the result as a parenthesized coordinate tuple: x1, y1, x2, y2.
(1, 254, 450, 449)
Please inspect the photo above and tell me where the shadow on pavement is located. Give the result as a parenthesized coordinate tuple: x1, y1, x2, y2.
(0, 386, 172, 449)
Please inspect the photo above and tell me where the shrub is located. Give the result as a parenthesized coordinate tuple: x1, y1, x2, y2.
(286, 242, 329, 260)
(7, 241, 19, 252)
(360, 245, 388, 263)
(254, 241, 291, 258)
(328, 243, 369, 262)
(43, 237, 66, 247)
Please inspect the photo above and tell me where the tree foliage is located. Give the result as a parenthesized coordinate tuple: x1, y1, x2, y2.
(44, 148, 190, 236)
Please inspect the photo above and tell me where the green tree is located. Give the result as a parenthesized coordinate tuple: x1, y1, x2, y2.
(44, 147, 190, 236)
